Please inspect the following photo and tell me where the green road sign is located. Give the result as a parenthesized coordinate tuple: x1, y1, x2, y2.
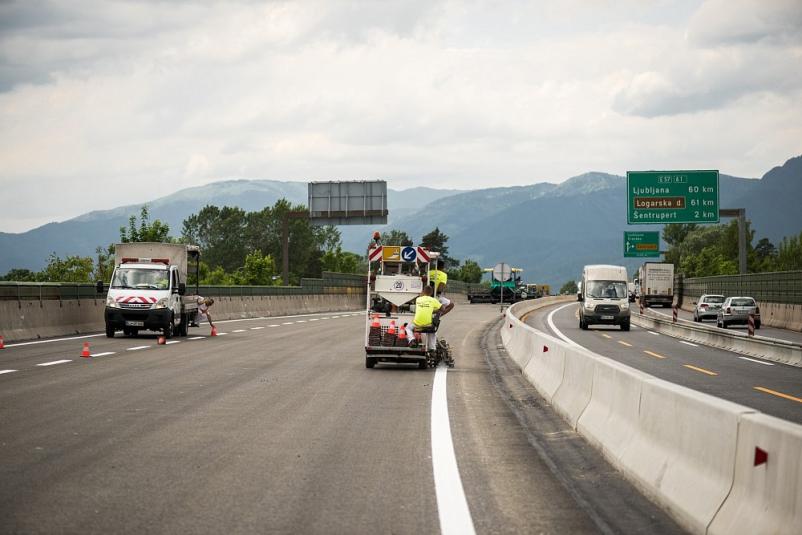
(627, 170, 719, 224)
(624, 231, 660, 257)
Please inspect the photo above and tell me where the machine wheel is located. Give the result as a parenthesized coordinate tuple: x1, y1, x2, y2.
(621, 319, 630, 332)
(105, 324, 115, 338)
(163, 314, 175, 339)
(365, 357, 376, 369)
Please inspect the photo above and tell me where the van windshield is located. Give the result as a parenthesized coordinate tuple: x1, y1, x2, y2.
(586, 281, 627, 299)
(111, 268, 169, 290)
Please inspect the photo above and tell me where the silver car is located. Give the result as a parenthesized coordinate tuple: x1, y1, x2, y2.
(692, 294, 725, 322)
(717, 296, 761, 329)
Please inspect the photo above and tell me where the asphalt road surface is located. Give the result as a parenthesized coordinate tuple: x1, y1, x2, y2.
(0, 306, 684, 534)
(648, 304, 802, 345)
(525, 302, 802, 423)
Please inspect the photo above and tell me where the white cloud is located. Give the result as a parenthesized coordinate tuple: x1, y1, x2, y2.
(0, 0, 800, 232)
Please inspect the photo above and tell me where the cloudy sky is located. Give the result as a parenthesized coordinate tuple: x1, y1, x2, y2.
(1, 0, 801, 233)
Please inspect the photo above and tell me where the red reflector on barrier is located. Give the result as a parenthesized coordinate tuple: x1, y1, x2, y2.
(543, 346, 549, 352)
(754, 447, 768, 466)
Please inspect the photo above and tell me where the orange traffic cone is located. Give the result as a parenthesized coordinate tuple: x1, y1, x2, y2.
(81, 342, 91, 358)
(371, 314, 380, 328)
(368, 315, 381, 346)
(210, 326, 218, 337)
(396, 324, 407, 346)
(383, 321, 396, 346)
(0, 335, 4, 349)
(157, 336, 166, 345)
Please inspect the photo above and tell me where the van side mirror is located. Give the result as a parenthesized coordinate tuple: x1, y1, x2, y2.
(178, 282, 186, 296)
(96, 280, 104, 293)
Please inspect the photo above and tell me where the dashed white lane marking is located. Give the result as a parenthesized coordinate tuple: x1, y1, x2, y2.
(680, 340, 698, 347)
(91, 352, 116, 357)
(37, 360, 72, 367)
(188, 336, 205, 340)
(0, 370, 18, 375)
(331, 316, 340, 319)
(269, 325, 280, 328)
(282, 322, 294, 325)
(216, 333, 228, 336)
(647, 331, 660, 336)
(309, 318, 319, 321)
(320, 317, 330, 320)
(233, 329, 246, 333)
(296, 320, 307, 323)
(165, 340, 180, 345)
(739, 356, 775, 366)
(127, 346, 150, 351)
(431, 365, 476, 535)
(250, 327, 265, 330)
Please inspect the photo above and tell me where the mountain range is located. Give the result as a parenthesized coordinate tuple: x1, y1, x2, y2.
(2, 156, 801, 287)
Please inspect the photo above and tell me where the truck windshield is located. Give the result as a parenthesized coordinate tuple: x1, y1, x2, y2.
(111, 268, 169, 290)
(586, 281, 627, 299)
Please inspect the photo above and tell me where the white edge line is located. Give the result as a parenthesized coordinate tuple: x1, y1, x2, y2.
(4, 333, 104, 348)
(431, 365, 476, 535)
(0, 370, 18, 375)
(738, 356, 775, 366)
(647, 331, 660, 336)
(680, 340, 698, 347)
(547, 303, 584, 348)
(37, 360, 72, 366)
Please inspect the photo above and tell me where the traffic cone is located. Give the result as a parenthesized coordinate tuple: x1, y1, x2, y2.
(0, 335, 4, 349)
(81, 342, 91, 358)
(383, 321, 396, 346)
(210, 326, 218, 337)
(396, 324, 407, 346)
(371, 314, 381, 328)
(368, 315, 382, 346)
(157, 336, 166, 345)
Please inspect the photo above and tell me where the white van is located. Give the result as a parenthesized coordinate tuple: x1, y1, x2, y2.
(579, 265, 630, 331)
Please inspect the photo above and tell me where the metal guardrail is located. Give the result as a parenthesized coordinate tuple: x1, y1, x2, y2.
(681, 271, 802, 305)
(0, 271, 367, 302)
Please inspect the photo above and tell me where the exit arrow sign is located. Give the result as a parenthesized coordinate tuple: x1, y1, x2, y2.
(624, 231, 660, 258)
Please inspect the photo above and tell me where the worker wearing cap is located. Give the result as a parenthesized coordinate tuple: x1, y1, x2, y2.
(406, 285, 454, 352)
(192, 296, 215, 331)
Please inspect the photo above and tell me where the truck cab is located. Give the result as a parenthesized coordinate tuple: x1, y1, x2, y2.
(102, 243, 199, 338)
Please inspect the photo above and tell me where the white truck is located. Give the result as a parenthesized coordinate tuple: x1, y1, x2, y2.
(579, 264, 630, 331)
(638, 262, 674, 308)
(100, 243, 200, 338)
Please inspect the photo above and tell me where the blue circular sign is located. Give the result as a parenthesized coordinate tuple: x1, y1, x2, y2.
(401, 246, 417, 262)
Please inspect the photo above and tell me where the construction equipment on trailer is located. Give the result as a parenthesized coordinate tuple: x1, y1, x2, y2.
(364, 238, 453, 369)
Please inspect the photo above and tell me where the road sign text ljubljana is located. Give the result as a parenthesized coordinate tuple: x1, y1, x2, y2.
(627, 170, 719, 224)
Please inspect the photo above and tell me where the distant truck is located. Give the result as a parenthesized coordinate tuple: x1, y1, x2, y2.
(101, 243, 200, 338)
(579, 264, 630, 331)
(638, 262, 674, 308)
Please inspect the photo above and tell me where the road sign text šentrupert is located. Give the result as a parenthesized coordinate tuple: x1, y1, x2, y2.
(624, 231, 660, 258)
(627, 170, 719, 224)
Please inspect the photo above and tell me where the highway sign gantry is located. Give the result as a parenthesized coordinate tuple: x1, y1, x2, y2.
(627, 170, 719, 224)
(624, 231, 660, 258)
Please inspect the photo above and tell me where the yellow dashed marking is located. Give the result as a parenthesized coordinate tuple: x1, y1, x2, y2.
(600, 333, 612, 339)
(683, 364, 718, 376)
(644, 350, 667, 360)
(754, 387, 802, 404)
(617, 341, 633, 347)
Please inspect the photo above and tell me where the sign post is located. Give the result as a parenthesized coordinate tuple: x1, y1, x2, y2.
(493, 262, 512, 313)
(624, 231, 661, 258)
(627, 171, 719, 225)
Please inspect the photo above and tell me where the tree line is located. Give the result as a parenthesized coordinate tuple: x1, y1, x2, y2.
(1, 205, 484, 284)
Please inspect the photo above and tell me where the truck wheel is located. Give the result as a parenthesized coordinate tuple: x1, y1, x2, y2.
(418, 360, 428, 369)
(163, 314, 175, 339)
(365, 357, 376, 369)
(178, 313, 188, 336)
(579, 316, 588, 330)
(105, 324, 115, 338)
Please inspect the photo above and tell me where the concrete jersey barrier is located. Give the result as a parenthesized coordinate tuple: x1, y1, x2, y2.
(502, 297, 802, 535)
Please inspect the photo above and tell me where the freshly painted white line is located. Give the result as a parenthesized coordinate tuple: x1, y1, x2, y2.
(269, 325, 280, 328)
(233, 329, 246, 333)
(37, 360, 72, 367)
(680, 340, 698, 347)
(4, 333, 104, 348)
(739, 356, 775, 366)
(165, 340, 181, 345)
(91, 352, 116, 357)
(0, 370, 18, 375)
(213, 310, 362, 325)
(250, 327, 265, 330)
(320, 318, 330, 320)
(216, 333, 228, 336)
(308, 318, 319, 322)
(126, 346, 150, 351)
(431, 365, 476, 535)
(547, 304, 584, 348)
(647, 331, 660, 336)
(331, 316, 340, 319)
(282, 322, 294, 325)
(295, 320, 306, 323)
(188, 336, 205, 340)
